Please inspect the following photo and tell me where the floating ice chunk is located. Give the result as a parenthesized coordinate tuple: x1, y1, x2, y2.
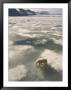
(8, 65, 27, 81)
(33, 39, 47, 45)
(8, 40, 13, 45)
(39, 49, 62, 71)
(8, 45, 34, 61)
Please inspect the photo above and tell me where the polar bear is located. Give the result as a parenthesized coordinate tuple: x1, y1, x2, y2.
(35, 57, 47, 67)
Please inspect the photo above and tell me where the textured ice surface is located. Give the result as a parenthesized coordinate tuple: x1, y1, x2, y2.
(8, 16, 62, 81)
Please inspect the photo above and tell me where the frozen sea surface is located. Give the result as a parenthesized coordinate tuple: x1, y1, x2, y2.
(8, 16, 62, 81)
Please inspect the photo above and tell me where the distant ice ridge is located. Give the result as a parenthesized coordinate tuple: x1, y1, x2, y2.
(9, 9, 36, 16)
(9, 8, 62, 16)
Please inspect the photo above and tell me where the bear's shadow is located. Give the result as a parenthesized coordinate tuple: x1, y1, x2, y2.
(38, 64, 62, 81)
